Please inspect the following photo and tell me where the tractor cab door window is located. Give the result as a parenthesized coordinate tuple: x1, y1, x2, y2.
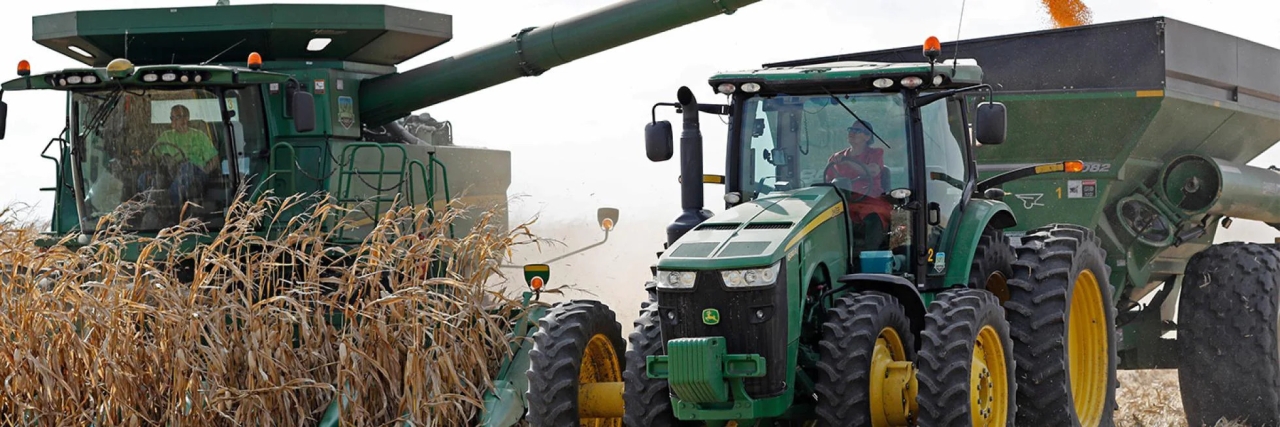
(921, 97, 971, 275)
(73, 88, 234, 232)
(738, 93, 914, 272)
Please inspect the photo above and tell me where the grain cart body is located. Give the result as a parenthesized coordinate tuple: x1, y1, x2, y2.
(779, 17, 1280, 368)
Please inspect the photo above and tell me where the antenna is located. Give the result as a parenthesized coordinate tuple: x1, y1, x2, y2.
(124, 30, 129, 60)
(201, 39, 247, 65)
(951, 0, 968, 76)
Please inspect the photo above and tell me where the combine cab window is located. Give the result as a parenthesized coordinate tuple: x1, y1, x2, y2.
(738, 93, 913, 266)
(73, 87, 262, 231)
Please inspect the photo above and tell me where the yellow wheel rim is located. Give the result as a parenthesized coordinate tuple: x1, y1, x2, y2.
(970, 325, 1008, 426)
(1068, 269, 1107, 426)
(870, 327, 916, 427)
(579, 333, 622, 426)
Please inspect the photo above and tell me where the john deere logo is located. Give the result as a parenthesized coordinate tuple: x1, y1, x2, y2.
(702, 308, 720, 325)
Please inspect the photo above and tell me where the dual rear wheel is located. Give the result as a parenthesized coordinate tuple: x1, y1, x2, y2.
(814, 288, 1015, 427)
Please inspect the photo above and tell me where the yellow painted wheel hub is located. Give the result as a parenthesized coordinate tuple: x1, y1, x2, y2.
(870, 327, 917, 426)
(578, 333, 623, 425)
(970, 325, 1008, 426)
(1069, 269, 1107, 426)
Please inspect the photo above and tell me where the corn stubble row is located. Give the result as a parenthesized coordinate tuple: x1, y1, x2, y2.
(0, 195, 537, 426)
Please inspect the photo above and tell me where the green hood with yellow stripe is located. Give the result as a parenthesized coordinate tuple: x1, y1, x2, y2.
(656, 187, 846, 270)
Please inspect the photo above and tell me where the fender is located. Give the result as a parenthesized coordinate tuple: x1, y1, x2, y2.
(836, 273, 926, 343)
(941, 199, 1017, 288)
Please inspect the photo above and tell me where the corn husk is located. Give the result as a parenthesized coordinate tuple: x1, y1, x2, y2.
(0, 193, 536, 426)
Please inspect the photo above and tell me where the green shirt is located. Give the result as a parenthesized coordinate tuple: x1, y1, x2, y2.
(156, 129, 218, 166)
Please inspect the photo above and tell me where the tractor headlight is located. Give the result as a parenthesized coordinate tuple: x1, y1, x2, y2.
(657, 270, 697, 289)
(721, 261, 781, 288)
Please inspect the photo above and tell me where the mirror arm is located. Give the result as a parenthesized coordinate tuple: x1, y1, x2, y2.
(915, 83, 991, 106)
(651, 102, 680, 123)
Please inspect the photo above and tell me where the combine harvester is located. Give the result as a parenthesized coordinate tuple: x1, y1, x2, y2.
(825, 17, 1280, 426)
(0, 0, 769, 425)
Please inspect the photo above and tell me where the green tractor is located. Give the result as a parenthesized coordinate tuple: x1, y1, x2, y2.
(630, 37, 1101, 425)
(824, 17, 1280, 427)
(0, 0, 770, 424)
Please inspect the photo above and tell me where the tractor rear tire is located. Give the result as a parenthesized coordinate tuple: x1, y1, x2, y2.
(526, 299, 626, 427)
(622, 296, 694, 427)
(813, 291, 916, 426)
(1005, 223, 1117, 427)
(970, 226, 1016, 302)
(916, 288, 1017, 426)
(1178, 242, 1280, 427)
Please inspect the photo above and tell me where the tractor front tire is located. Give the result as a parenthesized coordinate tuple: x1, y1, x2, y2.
(916, 288, 1017, 426)
(1178, 242, 1280, 427)
(813, 291, 916, 426)
(1005, 223, 1117, 427)
(525, 299, 626, 427)
(622, 296, 693, 427)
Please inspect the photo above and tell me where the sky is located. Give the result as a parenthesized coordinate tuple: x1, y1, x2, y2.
(1, 0, 1278, 314)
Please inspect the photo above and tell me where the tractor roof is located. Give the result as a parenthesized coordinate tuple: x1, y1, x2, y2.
(32, 3, 452, 67)
(708, 60, 984, 93)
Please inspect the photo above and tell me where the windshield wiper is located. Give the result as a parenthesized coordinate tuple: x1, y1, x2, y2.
(77, 88, 123, 142)
(820, 86, 891, 149)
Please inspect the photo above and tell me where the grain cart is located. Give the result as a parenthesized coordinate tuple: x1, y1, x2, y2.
(0, 0, 769, 424)
(788, 16, 1280, 427)
(630, 38, 1097, 426)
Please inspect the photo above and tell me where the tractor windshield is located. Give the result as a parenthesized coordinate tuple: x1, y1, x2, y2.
(71, 86, 267, 231)
(738, 91, 969, 254)
(739, 93, 912, 198)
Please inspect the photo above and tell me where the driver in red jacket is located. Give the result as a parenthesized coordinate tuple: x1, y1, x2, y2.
(824, 120, 892, 250)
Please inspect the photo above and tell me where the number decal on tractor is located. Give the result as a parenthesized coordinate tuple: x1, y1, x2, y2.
(1083, 162, 1112, 173)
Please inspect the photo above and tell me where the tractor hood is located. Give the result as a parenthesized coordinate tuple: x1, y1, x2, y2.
(657, 187, 845, 270)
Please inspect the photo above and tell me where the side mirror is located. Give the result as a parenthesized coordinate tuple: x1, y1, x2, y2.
(0, 100, 8, 140)
(291, 91, 316, 133)
(597, 207, 619, 231)
(975, 102, 1007, 145)
(645, 120, 673, 162)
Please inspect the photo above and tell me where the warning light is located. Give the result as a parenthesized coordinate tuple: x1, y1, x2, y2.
(1065, 160, 1085, 173)
(530, 276, 545, 291)
(248, 52, 263, 70)
(923, 36, 942, 62)
(17, 60, 30, 77)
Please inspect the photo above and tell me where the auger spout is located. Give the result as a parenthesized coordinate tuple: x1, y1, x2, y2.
(358, 0, 765, 126)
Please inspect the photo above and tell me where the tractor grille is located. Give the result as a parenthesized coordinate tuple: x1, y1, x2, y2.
(657, 266, 789, 398)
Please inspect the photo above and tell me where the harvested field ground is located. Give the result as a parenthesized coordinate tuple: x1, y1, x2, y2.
(1117, 370, 1250, 427)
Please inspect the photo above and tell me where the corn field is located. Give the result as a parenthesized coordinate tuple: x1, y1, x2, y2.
(0, 194, 536, 426)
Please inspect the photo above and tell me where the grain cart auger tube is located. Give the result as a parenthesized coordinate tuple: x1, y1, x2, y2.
(0, 0, 767, 425)
(630, 37, 1096, 426)
(821, 17, 1280, 427)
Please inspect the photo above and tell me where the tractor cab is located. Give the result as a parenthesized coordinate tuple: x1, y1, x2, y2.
(635, 39, 1045, 423)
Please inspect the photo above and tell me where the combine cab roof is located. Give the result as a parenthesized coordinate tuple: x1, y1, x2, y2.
(33, 3, 452, 67)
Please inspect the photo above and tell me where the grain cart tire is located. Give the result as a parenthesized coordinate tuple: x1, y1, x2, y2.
(970, 226, 1016, 303)
(622, 297, 696, 427)
(916, 288, 1016, 426)
(1178, 242, 1280, 427)
(1005, 223, 1117, 427)
(526, 299, 626, 427)
(814, 291, 917, 427)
